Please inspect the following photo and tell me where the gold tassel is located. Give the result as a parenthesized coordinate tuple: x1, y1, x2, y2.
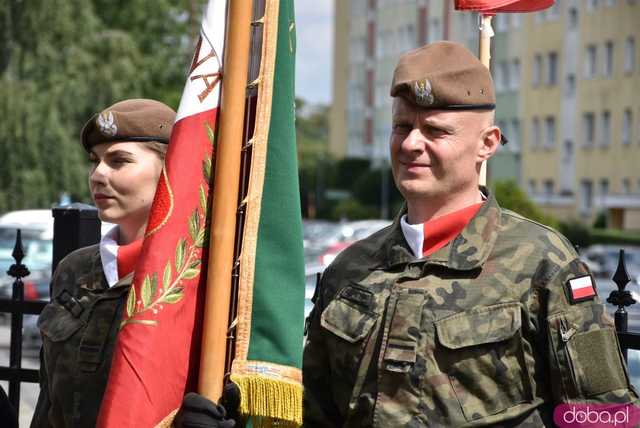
(230, 374, 303, 428)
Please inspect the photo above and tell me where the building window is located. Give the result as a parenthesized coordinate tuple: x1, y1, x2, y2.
(566, 73, 576, 96)
(533, 54, 543, 86)
(498, 120, 508, 146)
(625, 37, 636, 73)
(545, 116, 556, 149)
(585, 44, 597, 78)
(429, 18, 440, 43)
(604, 41, 614, 77)
(364, 118, 373, 145)
(528, 179, 537, 195)
(367, 21, 375, 57)
(601, 110, 611, 147)
(501, 61, 510, 91)
(583, 112, 595, 147)
(495, 13, 508, 32)
(494, 64, 503, 92)
(510, 119, 521, 152)
(532, 117, 541, 148)
(622, 178, 631, 194)
(587, 0, 599, 11)
(418, 7, 427, 44)
(563, 140, 575, 162)
(547, 2, 560, 19)
(511, 13, 522, 28)
(511, 59, 521, 89)
(600, 178, 610, 197)
(623, 109, 633, 145)
(580, 180, 594, 215)
(547, 52, 558, 85)
(569, 7, 579, 28)
(544, 180, 554, 197)
(606, 0, 616, 6)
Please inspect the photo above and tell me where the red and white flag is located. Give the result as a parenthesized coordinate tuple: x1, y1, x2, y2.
(567, 275, 597, 303)
(97, 1, 226, 426)
(454, 0, 555, 13)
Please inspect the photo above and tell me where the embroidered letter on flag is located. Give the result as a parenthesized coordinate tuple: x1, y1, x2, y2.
(454, 0, 555, 12)
(97, 1, 226, 426)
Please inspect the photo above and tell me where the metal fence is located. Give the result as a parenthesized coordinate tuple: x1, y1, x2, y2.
(1, 211, 640, 426)
(0, 204, 101, 427)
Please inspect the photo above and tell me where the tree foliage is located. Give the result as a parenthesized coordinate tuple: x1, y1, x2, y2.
(1, 0, 204, 213)
(493, 180, 558, 228)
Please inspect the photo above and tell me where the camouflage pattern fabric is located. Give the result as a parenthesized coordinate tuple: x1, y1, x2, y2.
(303, 189, 638, 427)
(30, 244, 131, 428)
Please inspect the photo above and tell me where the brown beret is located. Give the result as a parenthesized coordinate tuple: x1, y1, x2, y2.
(80, 99, 176, 152)
(390, 41, 495, 110)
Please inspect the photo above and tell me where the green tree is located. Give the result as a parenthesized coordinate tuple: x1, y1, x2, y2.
(1, 0, 204, 212)
(295, 98, 329, 217)
(493, 180, 558, 228)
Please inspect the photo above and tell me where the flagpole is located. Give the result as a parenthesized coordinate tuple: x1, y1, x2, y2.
(199, 0, 253, 401)
(478, 13, 493, 186)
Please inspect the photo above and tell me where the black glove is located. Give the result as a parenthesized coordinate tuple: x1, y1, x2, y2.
(174, 382, 240, 428)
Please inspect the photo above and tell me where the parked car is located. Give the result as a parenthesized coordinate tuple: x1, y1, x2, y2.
(581, 245, 640, 281)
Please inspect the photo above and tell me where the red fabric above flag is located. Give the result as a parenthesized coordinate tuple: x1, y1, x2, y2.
(454, 0, 554, 12)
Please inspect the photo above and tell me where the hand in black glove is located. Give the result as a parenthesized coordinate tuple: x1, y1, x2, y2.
(174, 383, 240, 428)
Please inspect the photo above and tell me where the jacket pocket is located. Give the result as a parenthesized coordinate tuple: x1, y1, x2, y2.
(435, 302, 531, 421)
(382, 288, 425, 373)
(321, 286, 377, 343)
(548, 304, 629, 399)
(38, 302, 85, 343)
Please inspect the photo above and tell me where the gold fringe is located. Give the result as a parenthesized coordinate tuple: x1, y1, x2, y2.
(230, 374, 302, 428)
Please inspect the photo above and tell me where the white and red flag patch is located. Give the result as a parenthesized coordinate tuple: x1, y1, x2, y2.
(566, 275, 597, 303)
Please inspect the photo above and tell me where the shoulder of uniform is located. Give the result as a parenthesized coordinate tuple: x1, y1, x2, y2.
(56, 244, 101, 270)
(319, 224, 394, 301)
(330, 224, 393, 270)
(51, 244, 101, 296)
(500, 209, 576, 253)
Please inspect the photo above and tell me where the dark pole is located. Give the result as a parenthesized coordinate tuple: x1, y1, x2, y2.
(7, 230, 29, 421)
(607, 249, 635, 362)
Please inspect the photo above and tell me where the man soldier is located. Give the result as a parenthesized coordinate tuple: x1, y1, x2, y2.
(303, 41, 638, 427)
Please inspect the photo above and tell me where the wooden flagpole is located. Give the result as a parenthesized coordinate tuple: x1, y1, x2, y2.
(199, 0, 253, 401)
(478, 13, 493, 186)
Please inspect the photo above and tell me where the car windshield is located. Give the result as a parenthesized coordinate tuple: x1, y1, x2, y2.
(0, 228, 52, 272)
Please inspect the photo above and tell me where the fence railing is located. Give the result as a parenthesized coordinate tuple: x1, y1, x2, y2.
(0, 204, 100, 427)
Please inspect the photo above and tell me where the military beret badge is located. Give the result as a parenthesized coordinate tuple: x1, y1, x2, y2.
(97, 111, 118, 137)
(413, 79, 434, 106)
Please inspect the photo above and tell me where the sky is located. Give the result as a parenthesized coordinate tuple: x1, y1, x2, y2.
(294, 0, 334, 106)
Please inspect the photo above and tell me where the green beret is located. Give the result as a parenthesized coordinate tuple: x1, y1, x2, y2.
(80, 99, 176, 152)
(390, 41, 496, 110)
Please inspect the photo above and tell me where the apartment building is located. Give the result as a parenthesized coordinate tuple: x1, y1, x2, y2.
(330, 0, 640, 229)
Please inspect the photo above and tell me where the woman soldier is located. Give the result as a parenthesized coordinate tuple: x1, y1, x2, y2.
(31, 99, 234, 428)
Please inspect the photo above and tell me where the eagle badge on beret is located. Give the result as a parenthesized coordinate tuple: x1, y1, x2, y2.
(97, 111, 117, 137)
(413, 79, 434, 106)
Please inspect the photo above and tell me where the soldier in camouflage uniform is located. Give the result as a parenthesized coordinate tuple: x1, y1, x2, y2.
(31, 99, 175, 427)
(303, 41, 638, 427)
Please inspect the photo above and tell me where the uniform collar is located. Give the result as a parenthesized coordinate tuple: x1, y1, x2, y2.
(383, 187, 501, 271)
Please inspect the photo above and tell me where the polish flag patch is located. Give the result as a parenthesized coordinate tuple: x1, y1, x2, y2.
(566, 275, 597, 303)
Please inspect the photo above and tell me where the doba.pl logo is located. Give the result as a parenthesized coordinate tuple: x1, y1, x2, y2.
(554, 403, 640, 427)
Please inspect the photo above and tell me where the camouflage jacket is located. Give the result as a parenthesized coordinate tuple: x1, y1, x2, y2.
(303, 192, 638, 427)
(30, 244, 131, 428)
